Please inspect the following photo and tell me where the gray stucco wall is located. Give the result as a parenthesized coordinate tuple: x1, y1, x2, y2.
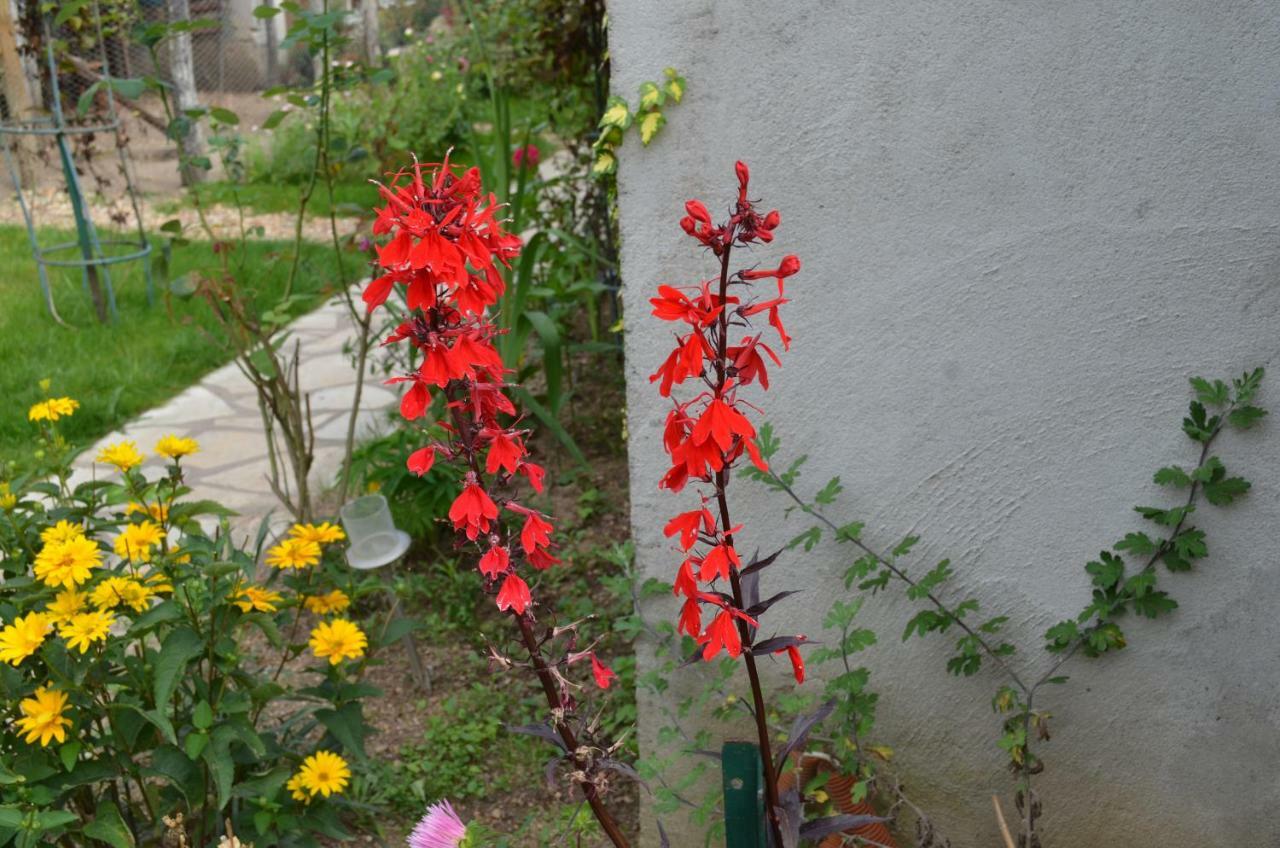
(612, 2, 1280, 845)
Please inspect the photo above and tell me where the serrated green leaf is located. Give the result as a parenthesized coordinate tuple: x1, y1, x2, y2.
(638, 80, 664, 110)
(1153, 465, 1191, 487)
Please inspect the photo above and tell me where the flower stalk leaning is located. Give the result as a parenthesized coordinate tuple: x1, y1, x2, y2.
(650, 161, 806, 844)
(363, 156, 629, 848)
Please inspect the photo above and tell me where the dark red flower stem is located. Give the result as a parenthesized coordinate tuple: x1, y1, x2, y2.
(440, 368, 630, 848)
(713, 241, 785, 846)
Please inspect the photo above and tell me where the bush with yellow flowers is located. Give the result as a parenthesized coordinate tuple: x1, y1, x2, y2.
(0, 392, 389, 847)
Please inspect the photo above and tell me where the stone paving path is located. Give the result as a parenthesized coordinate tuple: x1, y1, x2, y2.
(70, 290, 397, 540)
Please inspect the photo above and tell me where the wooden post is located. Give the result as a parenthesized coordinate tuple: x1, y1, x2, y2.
(359, 0, 379, 66)
(0, 0, 36, 184)
(167, 0, 206, 185)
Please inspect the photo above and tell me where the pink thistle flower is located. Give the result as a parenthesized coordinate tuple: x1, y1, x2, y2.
(409, 799, 468, 848)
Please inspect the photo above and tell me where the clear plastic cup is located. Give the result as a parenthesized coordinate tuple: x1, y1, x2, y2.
(339, 494, 410, 570)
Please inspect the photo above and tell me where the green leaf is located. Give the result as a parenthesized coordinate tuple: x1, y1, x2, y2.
(262, 109, 289, 130)
(184, 730, 209, 761)
(192, 701, 214, 730)
(316, 702, 368, 759)
(1153, 465, 1191, 487)
(253, 3, 282, 17)
(209, 107, 239, 125)
(154, 626, 203, 709)
(84, 800, 134, 848)
(814, 476, 843, 505)
(662, 68, 687, 103)
(1190, 377, 1230, 407)
(1228, 405, 1267, 429)
(787, 526, 822, 552)
(892, 535, 920, 557)
(834, 521, 863, 542)
(58, 742, 80, 773)
(1115, 531, 1157, 555)
(1085, 551, 1125, 589)
(523, 310, 565, 414)
(1204, 475, 1250, 506)
(76, 81, 104, 116)
(201, 737, 234, 811)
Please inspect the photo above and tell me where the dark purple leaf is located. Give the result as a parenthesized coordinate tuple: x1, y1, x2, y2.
(544, 755, 563, 790)
(800, 814, 888, 841)
(776, 789, 803, 848)
(741, 548, 783, 576)
(773, 700, 836, 774)
(752, 635, 809, 655)
(746, 590, 799, 618)
(598, 757, 646, 789)
(507, 722, 568, 752)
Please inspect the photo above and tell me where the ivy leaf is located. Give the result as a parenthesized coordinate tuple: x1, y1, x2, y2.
(599, 96, 632, 130)
(835, 521, 863, 542)
(591, 150, 617, 177)
(906, 560, 952, 600)
(1131, 590, 1178, 618)
(663, 72, 686, 103)
(787, 526, 822, 552)
(638, 110, 666, 146)
(1172, 528, 1207, 560)
(1044, 620, 1079, 651)
(638, 81, 665, 110)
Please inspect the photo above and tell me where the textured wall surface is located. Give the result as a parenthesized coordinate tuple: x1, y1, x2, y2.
(612, 2, 1280, 845)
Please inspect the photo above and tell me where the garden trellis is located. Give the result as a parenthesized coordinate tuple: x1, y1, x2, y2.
(0, 2, 152, 325)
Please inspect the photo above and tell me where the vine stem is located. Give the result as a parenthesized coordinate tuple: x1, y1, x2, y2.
(768, 395, 1238, 847)
(712, 241, 786, 846)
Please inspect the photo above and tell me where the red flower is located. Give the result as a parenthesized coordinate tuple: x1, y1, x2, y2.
(406, 445, 436, 476)
(663, 508, 713, 551)
(786, 645, 805, 684)
(448, 482, 498, 540)
(484, 429, 524, 475)
(496, 573, 532, 615)
(698, 542, 740, 583)
(400, 382, 430, 420)
(520, 512, 553, 555)
(478, 545, 510, 578)
(699, 608, 742, 660)
(590, 653, 616, 689)
(677, 597, 702, 637)
(691, 398, 755, 452)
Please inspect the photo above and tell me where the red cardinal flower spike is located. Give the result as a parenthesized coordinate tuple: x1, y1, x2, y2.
(365, 156, 631, 847)
(651, 161, 809, 846)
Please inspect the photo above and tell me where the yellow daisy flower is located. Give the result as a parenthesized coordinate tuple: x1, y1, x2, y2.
(144, 571, 173, 594)
(286, 772, 310, 803)
(232, 586, 283, 613)
(59, 610, 115, 653)
(90, 577, 153, 613)
(96, 441, 144, 472)
(127, 501, 170, 523)
(155, 435, 199, 460)
(39, 520, 85, 546)
(0, 613, 51, 666)
(303, 589, 351, 615)
(308, 619, 367, 665)
(44, 589, 90, 625)
(15, 686, 72, 747)
(28, 398, 78, 423)
(34, 536, 101, 589)
(289, 522, 346, 545)
(265, 537, 322, 570)
(292, 750, 350, 798)
(113, 521, 166, 563)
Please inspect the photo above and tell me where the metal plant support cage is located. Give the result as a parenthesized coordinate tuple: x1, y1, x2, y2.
(1, 2, 152, 325)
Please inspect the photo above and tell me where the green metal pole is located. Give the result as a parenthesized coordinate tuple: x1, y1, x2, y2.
(723, 741, 766, 848)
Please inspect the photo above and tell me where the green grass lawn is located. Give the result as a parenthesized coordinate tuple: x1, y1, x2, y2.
(154, 180, 380, 218)
(0, 225, 361, 471)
